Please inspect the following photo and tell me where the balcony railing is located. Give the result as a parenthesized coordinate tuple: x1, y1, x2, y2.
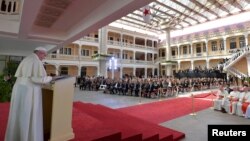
(223, 46, 250, 69)
(80, 56, 97, 61)
(194, 52, 207, 57)
(81, 36, 99, 43)
(122, 42, 134, 47)
(46, 54, 79, 60)
(107, 40, 122, 46)
(179, 54, 192, 59)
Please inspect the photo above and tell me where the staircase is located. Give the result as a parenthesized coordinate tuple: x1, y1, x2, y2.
(223, 47, 250, 70)
(227, 67, 247, 79)
(223, 47, 250, 79)
(73, 102, 185, 141)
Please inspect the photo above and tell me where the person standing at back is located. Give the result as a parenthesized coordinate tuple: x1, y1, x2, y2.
(5, 47, 52, 141)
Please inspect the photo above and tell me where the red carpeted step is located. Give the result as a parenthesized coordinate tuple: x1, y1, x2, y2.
(74, 102, 176, 141)
(93, 104, 175, 141)
(74, 102, 143, 141)
(72, 108, 122, 141)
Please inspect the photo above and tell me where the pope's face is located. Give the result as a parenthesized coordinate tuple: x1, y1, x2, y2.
(37, 51, 47, 60)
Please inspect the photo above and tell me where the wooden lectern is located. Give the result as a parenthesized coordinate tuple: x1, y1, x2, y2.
(42, 76, 75, 141)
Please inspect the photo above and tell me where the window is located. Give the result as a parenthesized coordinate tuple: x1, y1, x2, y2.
(109, 37, 113, 40)
(116, 53, 120, 58)
(1, 0, 6, 11)
(239, 36, 245, 48)
(183, 46, 187, 54)
(211, 41, 217, 51)
(196, 44, 201, 53)
(219, 40, 224, 50)
(161, 50, 165, 57)
(230, 37, 236, 49)
(81, 49, 89, 56)
(146, 40, 153, 47)
(81, 67, 87, 77)
(123, 53, 128, 59)
(172, 50, 176, 56)
(60, 48, 72, 55)
(60, 67, 68, 75)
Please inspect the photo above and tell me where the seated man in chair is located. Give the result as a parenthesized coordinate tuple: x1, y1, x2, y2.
(213, 84, 228, 112)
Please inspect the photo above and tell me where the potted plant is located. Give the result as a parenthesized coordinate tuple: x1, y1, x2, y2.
(0, 60, 19, 102)
(0, 74, 12, 102)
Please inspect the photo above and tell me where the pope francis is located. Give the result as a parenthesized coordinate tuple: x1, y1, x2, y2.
(5, 47, 52, 141)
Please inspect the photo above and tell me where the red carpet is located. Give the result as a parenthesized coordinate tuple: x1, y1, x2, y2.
(0, 93, 213, 141)
(118, 96, 213, 124)
(0, 102, 184, 141)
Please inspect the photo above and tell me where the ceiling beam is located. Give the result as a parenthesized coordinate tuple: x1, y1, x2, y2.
(129, 12, 159, 23)
(155, 1, 200, 24)
(118, 19, 161, 32)
(124, 16, 147, 25)
(190, 0, 219, 18)
(170, 0, 209, 21)
(208, 0, 231, 14)
(228, 0, 244, 11)
(150, 6, 192, 26)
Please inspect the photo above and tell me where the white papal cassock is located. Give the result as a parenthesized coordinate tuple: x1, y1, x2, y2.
(5, 53, 52, 141)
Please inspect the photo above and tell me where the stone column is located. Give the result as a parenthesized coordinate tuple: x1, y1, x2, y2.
(120, 66, 123, 79)
(206, 59, 210, 69)
(204, 39, 208, 56)
(245, 34, 248, 47)
(78, 44, 81, 60)
(177, 45, 180, 59)
(178, 61, 181, 70)
(55, 65, 59, 76)
(78, 65, 81, 76)
(191, 60, 194, 70)
(223, 37, 227, 53)
(190, 42, 193, 57)
(165, 28, 172, 76)
(133, 67, 136, 76)
(98, 27, 108, 78)
(133, 51, 136, 61)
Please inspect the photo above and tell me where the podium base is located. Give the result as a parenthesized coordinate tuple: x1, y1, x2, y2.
(50, 132, 74, 141)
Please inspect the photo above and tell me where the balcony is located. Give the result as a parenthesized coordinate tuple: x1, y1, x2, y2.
(81, 36, 99, 43)
(46, 54, 79, 60)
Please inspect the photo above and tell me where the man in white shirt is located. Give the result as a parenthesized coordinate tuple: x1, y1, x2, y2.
(213, 84, 228, 111)
(5, 47, 52, 141)
(235, 86, 250, 117)
(223, 86, 240, 114)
